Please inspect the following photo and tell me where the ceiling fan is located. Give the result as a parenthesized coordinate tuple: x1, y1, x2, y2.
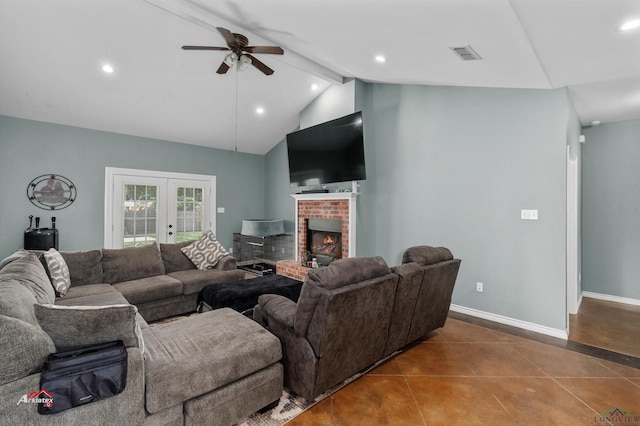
(182, 27, 284, 76)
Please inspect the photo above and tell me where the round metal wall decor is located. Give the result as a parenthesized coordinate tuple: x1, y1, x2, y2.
(27, 174, 77, 210)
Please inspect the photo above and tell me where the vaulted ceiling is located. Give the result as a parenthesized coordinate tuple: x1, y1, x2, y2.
(1, 0, 639, 154)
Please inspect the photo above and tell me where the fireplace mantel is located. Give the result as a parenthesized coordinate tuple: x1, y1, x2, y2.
(291, 192, 358, 203)
(291, 192, 358, 261)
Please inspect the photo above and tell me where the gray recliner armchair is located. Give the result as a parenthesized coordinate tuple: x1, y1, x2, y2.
(254, 257, 398, 400)
(401, 246, 461, 342)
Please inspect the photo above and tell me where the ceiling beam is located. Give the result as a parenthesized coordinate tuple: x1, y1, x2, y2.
(145, 0, 344, 85)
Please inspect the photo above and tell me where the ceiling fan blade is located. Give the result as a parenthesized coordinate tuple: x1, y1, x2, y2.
(182, 45, 229, 51)
(216, 62, 230, 74)
(245, 54, 274, 75)
(217, 27, 238, 49)
(245, 46, 284, 55)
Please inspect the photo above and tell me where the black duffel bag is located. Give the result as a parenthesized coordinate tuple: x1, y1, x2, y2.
(38, 340, 127, 415)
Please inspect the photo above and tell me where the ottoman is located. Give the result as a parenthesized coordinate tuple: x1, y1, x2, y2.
(197, 274, 302, 314)
(142, 308, 283, 426)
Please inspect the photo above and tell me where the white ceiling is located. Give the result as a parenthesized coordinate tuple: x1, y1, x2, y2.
(1, 0, 639, 155)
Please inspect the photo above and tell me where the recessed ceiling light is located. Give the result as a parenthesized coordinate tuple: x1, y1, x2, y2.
(374, 55, 387, 63)
(102, 64, 114, 74)
(310, 83, 319, 91)
(620, 19, 640, 31)
(591, 120, 601, 127)
(256, 107, 265, 115)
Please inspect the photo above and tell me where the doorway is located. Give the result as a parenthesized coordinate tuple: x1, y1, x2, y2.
(105, 168, 216, 248)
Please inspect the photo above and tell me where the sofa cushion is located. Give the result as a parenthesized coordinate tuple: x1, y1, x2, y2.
(113, 275, 182, 305)
(34, 304, 144, 353)
(59, 283, 123, 301)
(160, 240, 197, 273)
(402, 245, 453, 266)
(43, 248, 71, 296)
(0, 280, 39, 325)
(60, 249, 103, 286)
(180, 231, 229, 270)
(102, 244, 165, 284)
(295, 256, 390, 336)
(55, 285, 130, 307)
(0, 314, 56, 386)
(168, 268, 245, 295)
(142, 308, 281, 414)
(0, 251, 55, 304)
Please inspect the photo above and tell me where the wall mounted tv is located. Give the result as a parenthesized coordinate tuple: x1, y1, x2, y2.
(286, 111, 366, 188)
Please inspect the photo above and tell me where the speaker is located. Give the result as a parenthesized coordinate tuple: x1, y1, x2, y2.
(24, 228, 59, 250)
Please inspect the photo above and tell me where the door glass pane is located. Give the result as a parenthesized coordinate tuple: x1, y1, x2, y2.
(123, 184, 157, 247)
(175, 186, 204, 243)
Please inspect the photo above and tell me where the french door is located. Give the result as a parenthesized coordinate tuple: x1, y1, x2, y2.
(105, 168, 215, 249)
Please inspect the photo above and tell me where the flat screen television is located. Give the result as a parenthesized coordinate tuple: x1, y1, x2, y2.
(286, 111, 366, 187)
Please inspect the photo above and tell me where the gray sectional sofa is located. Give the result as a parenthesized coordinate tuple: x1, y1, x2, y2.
(0, 242, 283, 426)
(254, 246, 461, 400)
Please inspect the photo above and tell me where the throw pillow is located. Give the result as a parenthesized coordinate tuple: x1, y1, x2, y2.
(0, 249, 30, 270)
(0, 314, 56, 386)
(180, 231, 229, 270)
(34, 304, 144, 355)
(43, 248, 71, 297)
(0, 251, 55, 304)
(0, 280, 39, 325)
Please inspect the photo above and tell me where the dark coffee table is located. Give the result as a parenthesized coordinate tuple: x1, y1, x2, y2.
(197, 274, 302, 315)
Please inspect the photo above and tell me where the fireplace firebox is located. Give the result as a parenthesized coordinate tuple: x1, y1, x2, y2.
(306, 218, 342, 265)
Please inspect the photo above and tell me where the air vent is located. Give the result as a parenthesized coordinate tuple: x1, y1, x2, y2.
(449, 45, 483, 61)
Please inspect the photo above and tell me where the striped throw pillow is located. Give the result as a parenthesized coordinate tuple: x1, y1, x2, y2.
(180, 231, 229, 270)
(44, 248, 71, 297)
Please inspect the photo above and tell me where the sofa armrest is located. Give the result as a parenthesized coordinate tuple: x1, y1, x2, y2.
(214, 255, 237, 271)
(257, 294, 296, 329)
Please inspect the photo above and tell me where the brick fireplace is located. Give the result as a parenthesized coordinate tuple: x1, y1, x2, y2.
(277, 193, 358, 281)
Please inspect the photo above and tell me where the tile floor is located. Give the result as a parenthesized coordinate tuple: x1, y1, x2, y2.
(286, 318, 640, 425)
(570, 297, 640, 358)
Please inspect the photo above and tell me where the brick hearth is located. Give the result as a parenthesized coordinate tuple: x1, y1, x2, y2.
(277, 192, 358, 281)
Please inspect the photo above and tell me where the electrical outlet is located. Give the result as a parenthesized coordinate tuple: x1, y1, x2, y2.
(281, 248, 285, 254)
(476, 282, 484, 292)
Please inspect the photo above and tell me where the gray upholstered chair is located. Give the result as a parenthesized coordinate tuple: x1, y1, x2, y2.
(254, 256, 398, 400)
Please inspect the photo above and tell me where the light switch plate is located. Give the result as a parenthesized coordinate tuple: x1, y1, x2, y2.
(521, 209, 538, 220)
(217, 207, 225, 213)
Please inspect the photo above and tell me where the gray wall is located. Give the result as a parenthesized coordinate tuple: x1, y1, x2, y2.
(266, 82, 573, 331)
(264, 80, 360, 234)
(582, 118, 640, 300)
(0, 115, 265, 259)
(264, 139, 294, 233)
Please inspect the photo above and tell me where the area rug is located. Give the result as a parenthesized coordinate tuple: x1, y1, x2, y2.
(238, 352, 399, 426)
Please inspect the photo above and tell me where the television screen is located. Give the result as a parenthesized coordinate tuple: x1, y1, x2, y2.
(286, 111, 366, 187)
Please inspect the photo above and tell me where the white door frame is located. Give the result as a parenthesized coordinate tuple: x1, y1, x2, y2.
(567, 146, 579, 317)
(105, 167, 216, 248)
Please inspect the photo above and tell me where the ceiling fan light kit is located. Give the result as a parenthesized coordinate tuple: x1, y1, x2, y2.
(223, 52, 238, 67)
(182, 27, 283, 76)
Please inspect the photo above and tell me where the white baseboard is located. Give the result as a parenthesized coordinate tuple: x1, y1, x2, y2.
(582, 291, 640, 307)
(577, 292, 584, 310)
(450, 304, 568, 340)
